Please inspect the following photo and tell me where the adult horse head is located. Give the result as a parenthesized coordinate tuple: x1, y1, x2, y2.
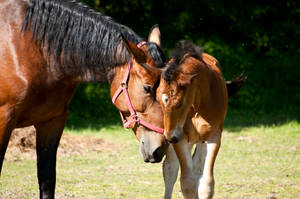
(111, 27, 167, 163)
(0, 0, 166, 197)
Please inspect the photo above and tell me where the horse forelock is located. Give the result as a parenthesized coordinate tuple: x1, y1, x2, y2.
(22, 0, 143, 80)
(162, 61, 178, 84)
(146, 42, 166, 68)
(162, 40, 203, 83)
(171, 40, 203, 65)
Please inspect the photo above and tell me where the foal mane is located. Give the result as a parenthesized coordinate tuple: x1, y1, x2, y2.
(22, 0, 165, 81)
(162, 40, 203, 83)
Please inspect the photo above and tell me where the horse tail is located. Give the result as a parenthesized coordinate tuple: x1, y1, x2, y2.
(226, 72, 247, 97)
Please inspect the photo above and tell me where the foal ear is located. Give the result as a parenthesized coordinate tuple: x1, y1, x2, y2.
(121, 34, 146, 63)
(148, 24, 161, 47)
(177, 73, 198, 86)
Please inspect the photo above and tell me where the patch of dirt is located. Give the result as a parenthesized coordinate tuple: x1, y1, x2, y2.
(290, 145, 300, 151)
(5, 126, 119, 162)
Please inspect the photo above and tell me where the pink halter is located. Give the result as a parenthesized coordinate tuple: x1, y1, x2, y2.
(112, 41, 164, 134)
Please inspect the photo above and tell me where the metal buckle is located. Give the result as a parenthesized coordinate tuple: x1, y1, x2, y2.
(120, 82, 127, 88)
(135, 115, 139, 123)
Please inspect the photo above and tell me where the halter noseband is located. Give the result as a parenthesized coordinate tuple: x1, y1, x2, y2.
(112, 41, 164, 134)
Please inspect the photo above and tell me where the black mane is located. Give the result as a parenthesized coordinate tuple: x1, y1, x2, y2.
(23, 0, 164, 81)
(162, 40, 203, 83)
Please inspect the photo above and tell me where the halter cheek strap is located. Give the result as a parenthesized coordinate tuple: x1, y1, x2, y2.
(112, 41, 164, 134)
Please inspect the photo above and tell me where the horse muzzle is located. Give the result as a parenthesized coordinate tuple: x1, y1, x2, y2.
(165, 126, 183, 144)
(139, 136, 167, 163)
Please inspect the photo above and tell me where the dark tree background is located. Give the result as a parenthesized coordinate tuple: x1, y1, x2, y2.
(68, 0, 300, 129)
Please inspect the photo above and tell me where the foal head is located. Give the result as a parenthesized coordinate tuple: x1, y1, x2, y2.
(111, 26, 167, 163)
(157, 41, 203, 143)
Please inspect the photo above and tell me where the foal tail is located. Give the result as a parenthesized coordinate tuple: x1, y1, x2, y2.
(226, 73, 247, 97)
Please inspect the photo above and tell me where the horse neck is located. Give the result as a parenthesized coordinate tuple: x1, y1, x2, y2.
(191, 59, 226, 111)
(22, 0, 142, 84)
(188, 60, 212, 108)
(75, 66, 115, 83)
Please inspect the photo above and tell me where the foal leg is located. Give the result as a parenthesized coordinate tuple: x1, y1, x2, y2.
(173, 138, 197, 199)
(197, 131, 221, 199)
(192, 143, 206, 182)
(192, 142, 207, 199)
(0, 105, 15, 175)
(34, 113, 68, 199)
(163, 144, 179, 199)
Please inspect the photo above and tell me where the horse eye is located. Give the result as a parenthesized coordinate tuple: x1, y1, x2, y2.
(175, 101, 183, 109)
(143, 85, 152, 93)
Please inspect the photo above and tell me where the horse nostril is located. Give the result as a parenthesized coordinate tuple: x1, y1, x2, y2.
(151, 146, 165, 163)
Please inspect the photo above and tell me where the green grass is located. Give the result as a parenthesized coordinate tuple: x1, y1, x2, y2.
(215, 121, 300, 199)
(1, 121, 299, 198)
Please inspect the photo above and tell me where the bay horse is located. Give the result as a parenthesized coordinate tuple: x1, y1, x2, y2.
(157, 40, 228, 199)
(0, 0, 166, 198)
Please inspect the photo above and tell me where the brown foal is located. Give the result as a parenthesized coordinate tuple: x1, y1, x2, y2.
(157, 40, 228, 199)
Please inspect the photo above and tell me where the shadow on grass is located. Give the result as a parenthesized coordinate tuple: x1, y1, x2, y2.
(66, 106, 300, 134)
(66, 111, 122, 132)
(66, 83, 299, 133)
(225, 108, 300, 133)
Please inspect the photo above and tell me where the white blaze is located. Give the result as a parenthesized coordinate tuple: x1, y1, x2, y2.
(162, 94, 168, 107)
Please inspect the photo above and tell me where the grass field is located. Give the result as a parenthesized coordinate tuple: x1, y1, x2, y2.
(1, 120, 299, 199)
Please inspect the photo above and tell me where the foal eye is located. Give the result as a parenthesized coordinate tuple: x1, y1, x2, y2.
(143, 85, 152, 93)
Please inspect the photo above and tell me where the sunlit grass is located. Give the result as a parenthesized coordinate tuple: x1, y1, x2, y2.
(215, 121, 300, 199)
(1, 121, 299, 198)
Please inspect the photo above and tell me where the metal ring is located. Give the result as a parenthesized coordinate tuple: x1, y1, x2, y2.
(120, 82, 127, 88)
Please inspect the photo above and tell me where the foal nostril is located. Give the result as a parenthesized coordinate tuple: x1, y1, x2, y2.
(168, 136, 179, 144)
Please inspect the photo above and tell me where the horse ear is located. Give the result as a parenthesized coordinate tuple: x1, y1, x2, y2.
(148, 24, 161, 47)
(177, 73, 198, 86)
(140, 62, 163, 77)
(121, 34, 146, 63)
